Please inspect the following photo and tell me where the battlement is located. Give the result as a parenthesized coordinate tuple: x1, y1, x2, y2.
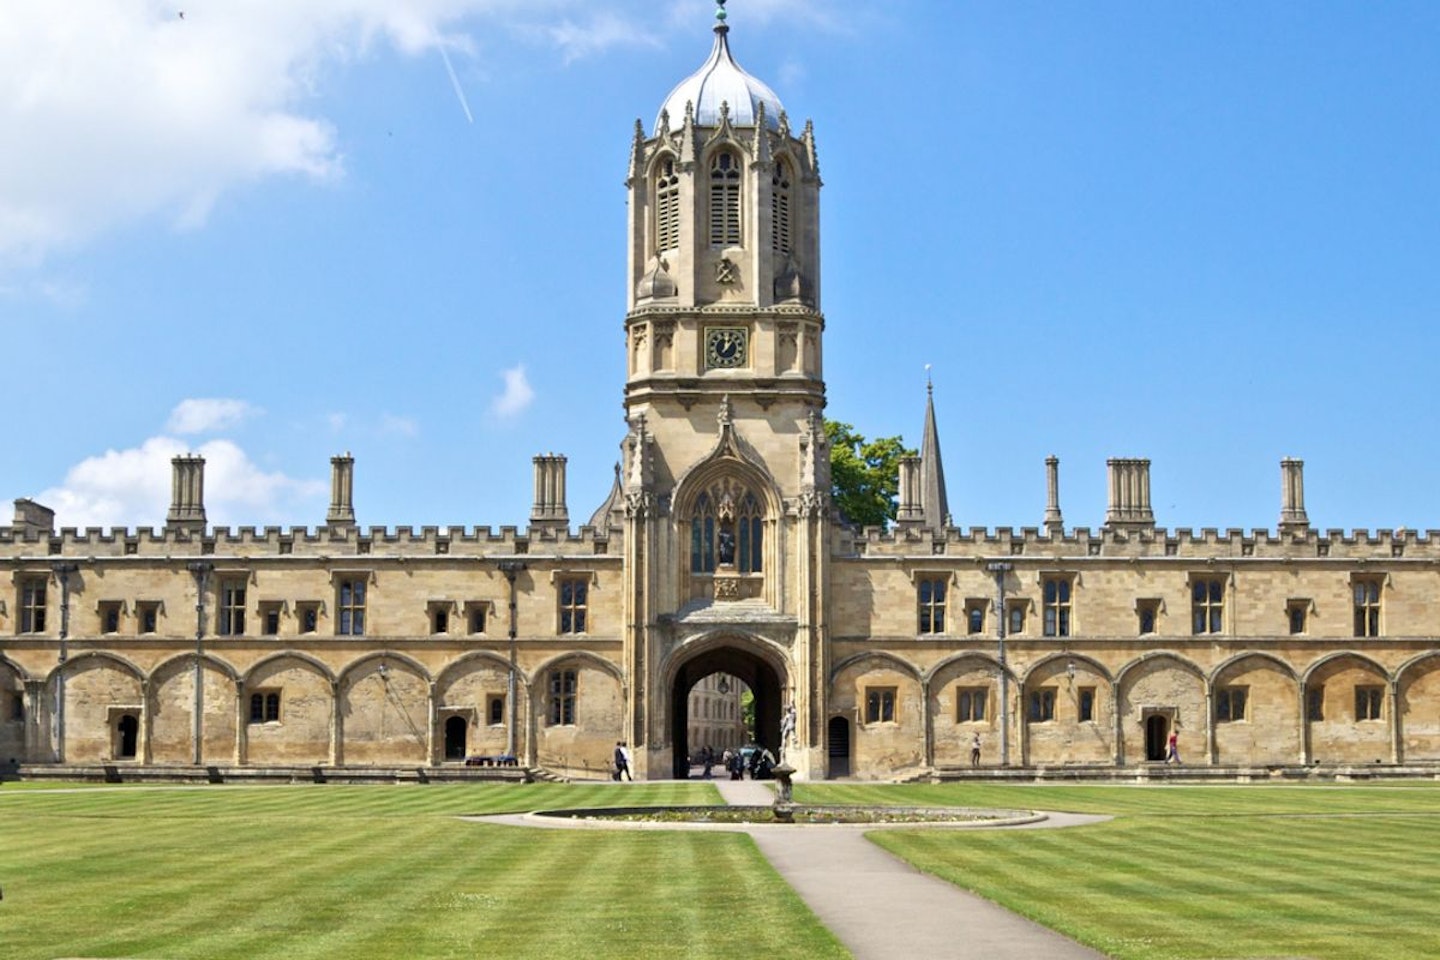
(839, 523, 1440, 561)
(0, 522, 622, 560)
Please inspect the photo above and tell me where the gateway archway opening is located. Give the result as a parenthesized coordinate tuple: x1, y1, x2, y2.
(671, 645, 784, 779)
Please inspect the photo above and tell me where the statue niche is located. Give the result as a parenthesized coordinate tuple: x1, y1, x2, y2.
(689, 480, 763, 602)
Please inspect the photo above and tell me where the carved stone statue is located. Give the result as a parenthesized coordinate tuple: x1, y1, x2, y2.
(778, 704, 796, 763)
(717, 526, 736, 566)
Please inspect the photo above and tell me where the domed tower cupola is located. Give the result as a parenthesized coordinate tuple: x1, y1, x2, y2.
(656, 5, 785, 132)
(623, 0, 825, 431)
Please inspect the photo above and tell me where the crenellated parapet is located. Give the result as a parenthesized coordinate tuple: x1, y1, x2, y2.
(0, 522, 622, 559)
(836, 522, 1440, 561)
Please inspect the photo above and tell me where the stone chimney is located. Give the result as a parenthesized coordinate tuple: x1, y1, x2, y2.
(895, 455, 923, 526)
(530, 454, 569, 529)
(327, 452, 357, 530)
(1043, 455, 1065, 537)
(1104, 458, 1155, 531)
(166, 455, 207, 535)
(12, 498, 55, 539)
(1279, 458, 1309, 536)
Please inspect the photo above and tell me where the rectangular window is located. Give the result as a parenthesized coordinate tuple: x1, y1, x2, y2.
(18, 578, 46, 634)
(98, 601, 122, 635)
(917, 577, 947, 634)
(428, 602, 451, 636)
(259, 602, 282, 637)
(1217, 686, 1248, 722)
(865, 687, 896, 724)
(218, 579, 246, 636)
(965, 600, 986, 635)
(548, 669, 577, 726)
(1353, 579, 1382, 637)
(1307, 686, 1325, 722)
(248, 690, 281, 723)
(297, 603, 319, 635)
(136, 601, 159, 635)
(337, 578, 366, 636)
(558, 579, 588, 634)
(1191, 578, 1224, 634)
(1006, 602, 1025, 636)
(467, 603, 488, 635)
(1137, 599, 1159, 636)
(956, 687, 987, 723)
(1028, 688, 1056, 722)
(1288, 600, 1309, 635)
(1355, 685, 1383, 721)
(487, 694, 506, 727)
(1078, 686, 1096, 722)
(1042, 577, 1071, 638)
(9, 692, 24, 723)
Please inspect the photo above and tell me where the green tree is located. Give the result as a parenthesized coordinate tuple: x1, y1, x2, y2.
(825, 419, 914, 529)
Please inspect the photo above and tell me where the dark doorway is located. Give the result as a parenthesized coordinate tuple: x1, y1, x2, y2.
(1144, 714, 1169, 762)
(671, 645, 784, 779)
(444, 716, 467, 761)
(827, 716, 850, 778)
(117, 714, 139, 760)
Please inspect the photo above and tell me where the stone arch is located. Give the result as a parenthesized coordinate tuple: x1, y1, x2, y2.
(1021, 653, 1115, 766)
(339, 653, 430, 766)
(673, 441, 784, 606)
(663, 631, 789, 779)
(1398, 652, 1440, 760)
(148, 654, 240, 764)
(435, 651, 526, 765)
(1303, 651, 1392, 764)
(54, 651, 144, 764)
(0, 655, 29, 763)
(531, 651, 625, 779)
(1211, 652, 1301, 765)
(244, 652, 335, 766)
(1115, 651, 1206, 766)
(830, 650, 924, 779)
(925, 652, 1005, 767)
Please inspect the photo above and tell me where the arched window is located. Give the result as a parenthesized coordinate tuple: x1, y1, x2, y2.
(690, 483, 763, 574)
(655, 157, 680, 252)
(709, 151, 742, 247)
(771, 160, 791, 254)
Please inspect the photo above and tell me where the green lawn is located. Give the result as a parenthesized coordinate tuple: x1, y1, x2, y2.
(796, 781, 1440, 960)
(0, 781, 848, 960)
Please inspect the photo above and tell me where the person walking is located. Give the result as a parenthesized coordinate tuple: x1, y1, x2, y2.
(970, 732, 981, 768)
(1165, 728, 1181, 764)
(614, 741, 633, 781)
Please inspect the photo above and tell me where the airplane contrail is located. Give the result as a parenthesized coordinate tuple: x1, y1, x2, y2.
(439, 45, 475, 125)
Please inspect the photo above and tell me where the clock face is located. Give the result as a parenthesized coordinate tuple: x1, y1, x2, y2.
(705, 327, 748, 369)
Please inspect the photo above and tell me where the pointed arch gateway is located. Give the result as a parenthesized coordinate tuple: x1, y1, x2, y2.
(666, 634, 788, 779)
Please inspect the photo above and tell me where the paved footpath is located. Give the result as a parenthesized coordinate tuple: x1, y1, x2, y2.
(709, 778, 1108, 960)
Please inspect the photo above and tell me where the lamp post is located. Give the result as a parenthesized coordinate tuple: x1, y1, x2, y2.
(51, 562, 79, 763)
(985, 561, 1013, 767)
(187, 561, 213, 765)
(497, 560, 527, 759)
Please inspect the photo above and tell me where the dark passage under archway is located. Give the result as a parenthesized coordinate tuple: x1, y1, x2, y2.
(117, 714, 138, 759)
(444, 715, 467, 761)
(671, 645, 784, 779)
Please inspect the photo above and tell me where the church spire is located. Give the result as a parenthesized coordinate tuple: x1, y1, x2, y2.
(920, 369, 950, 529)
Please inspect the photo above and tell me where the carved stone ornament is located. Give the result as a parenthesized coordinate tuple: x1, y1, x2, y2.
(716, 256, 737, 284)
(713, 575, 741, 601)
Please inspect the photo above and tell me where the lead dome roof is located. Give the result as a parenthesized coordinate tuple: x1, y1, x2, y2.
(655, 23, 784, 134)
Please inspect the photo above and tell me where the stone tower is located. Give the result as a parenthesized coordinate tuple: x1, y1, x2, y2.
(619, 3, 829, 778)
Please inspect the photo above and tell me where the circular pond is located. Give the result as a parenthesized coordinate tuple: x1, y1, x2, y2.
(530, 804, 1043, 827)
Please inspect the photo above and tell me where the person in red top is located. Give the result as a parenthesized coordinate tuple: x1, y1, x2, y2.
(1166, 729, 1181, 764)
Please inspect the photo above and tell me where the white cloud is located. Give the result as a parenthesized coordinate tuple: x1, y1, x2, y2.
(490, 364, 535, 419)
(378, 413, 420, 437)
(166, 398, 260, 435)
(0, 1, 505, 271)
(37, 435, 324, 530)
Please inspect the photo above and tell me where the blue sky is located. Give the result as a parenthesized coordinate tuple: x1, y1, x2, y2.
(3, 1, 1439, 534)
